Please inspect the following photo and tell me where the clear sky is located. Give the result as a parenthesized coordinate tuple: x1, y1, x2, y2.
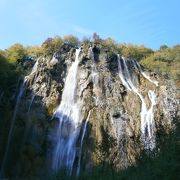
(0, 0, 179, 49)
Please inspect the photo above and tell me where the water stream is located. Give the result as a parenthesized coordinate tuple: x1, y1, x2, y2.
(117, 56, 157, 150)
(0, 80, 26, 176)
(89, 47, 99, 105)
(52, 48, 82, 175)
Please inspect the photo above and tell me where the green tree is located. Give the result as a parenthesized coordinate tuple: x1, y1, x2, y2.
(6, 43, 27, 63)
(160, 45, 168, 51)
(63, 35, 79, 46)
(102, 38, 118, 52)
(41, 36, 63, 54)
(118, 44, 154, 61)
(140, 45, 180, 83)
(0, 53, 10, 88)
(26, 45, 43, 58)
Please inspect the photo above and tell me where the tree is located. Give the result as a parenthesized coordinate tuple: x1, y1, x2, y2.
(63, 35, 79, 46)
(92, 32, 102, 45)
(6, 43, 27, 63)
(102, 38, 118, 51)
(118, 44, 154, 61)
(160, 45, 168, 51)
(26, 45, 43, 58)
(41, 36, 63, 54)
(0, 53, 9, 88)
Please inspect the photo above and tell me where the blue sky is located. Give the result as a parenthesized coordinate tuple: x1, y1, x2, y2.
(0, 0, 179, 49)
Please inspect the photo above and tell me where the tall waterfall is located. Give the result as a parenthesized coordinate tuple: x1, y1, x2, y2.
(52, 49, 82, 175)
(0, 80, 26, 177)
(117, 56, 157, 150)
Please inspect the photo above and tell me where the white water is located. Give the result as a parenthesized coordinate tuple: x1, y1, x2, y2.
(52, 49, 82, 175)
(117, 56, 157, 150)
(76, 109, 92, 176)
(25, 60, 39, 82)
(143, 90, 156, 150)
(89, 47, 99, 105)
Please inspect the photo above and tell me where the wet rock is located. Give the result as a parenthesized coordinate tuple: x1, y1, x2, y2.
(3, 43, 178, 178)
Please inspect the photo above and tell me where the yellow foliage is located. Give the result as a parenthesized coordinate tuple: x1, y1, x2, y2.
(26, 46, 43, 57)
(63, 35, 79, 46)
(6, 43, 27, 63)
(140, 46, 180, 81)
(41, 36, 63, 54)
(118, 44, 153, 61)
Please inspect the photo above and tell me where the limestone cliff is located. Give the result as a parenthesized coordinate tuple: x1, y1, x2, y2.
(0, 43, 178, 178)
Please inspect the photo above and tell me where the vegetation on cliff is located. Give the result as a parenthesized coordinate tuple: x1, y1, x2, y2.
(1, 34, 179, 85)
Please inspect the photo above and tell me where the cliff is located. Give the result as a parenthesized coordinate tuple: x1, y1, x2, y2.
(0, 43, 178, 179)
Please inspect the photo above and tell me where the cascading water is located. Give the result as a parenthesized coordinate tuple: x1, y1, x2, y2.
(0, 59, 40, 177)
(117, 55, 157, 150)
(52, 48, 82, 175)
(15, 93, 36, 177)
(143, 90, 157, 150)
(28, 94, 36, 113)
(76, 109, 92, 176)
(0, 80, 26, 177)
(89, 47, 99, 105)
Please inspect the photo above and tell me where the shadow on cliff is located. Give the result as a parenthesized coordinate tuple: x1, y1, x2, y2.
(51, 119, 180, 180)
(0, 68, 55, 178)
(0, 58, 37, 178)
(61, 126, 180, 180)
(0, 87, 51, 178)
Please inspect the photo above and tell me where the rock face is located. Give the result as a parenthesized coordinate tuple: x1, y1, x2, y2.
(0, 43, 178, 178)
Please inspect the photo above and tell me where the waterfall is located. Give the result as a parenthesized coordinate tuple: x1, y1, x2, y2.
(28, 94, 36, 113)
(117, 56, 157, 150)
(0, 80, 26, 177)
(76, 109, 92, 176)
(90, 48, 99, 87)
(14, 94, 36, 177)
(29, 60, 39, 76)
(0, 60, 40, 177)
(142, 90, 156, 150)
(52, 48, 82, 175)
(89, 47, 99, 105)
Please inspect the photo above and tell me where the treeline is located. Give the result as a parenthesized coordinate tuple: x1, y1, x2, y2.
(0, 34, 179, 90)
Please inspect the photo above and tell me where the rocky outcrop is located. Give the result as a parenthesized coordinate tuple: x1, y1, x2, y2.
(0, 43, 178, 178)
